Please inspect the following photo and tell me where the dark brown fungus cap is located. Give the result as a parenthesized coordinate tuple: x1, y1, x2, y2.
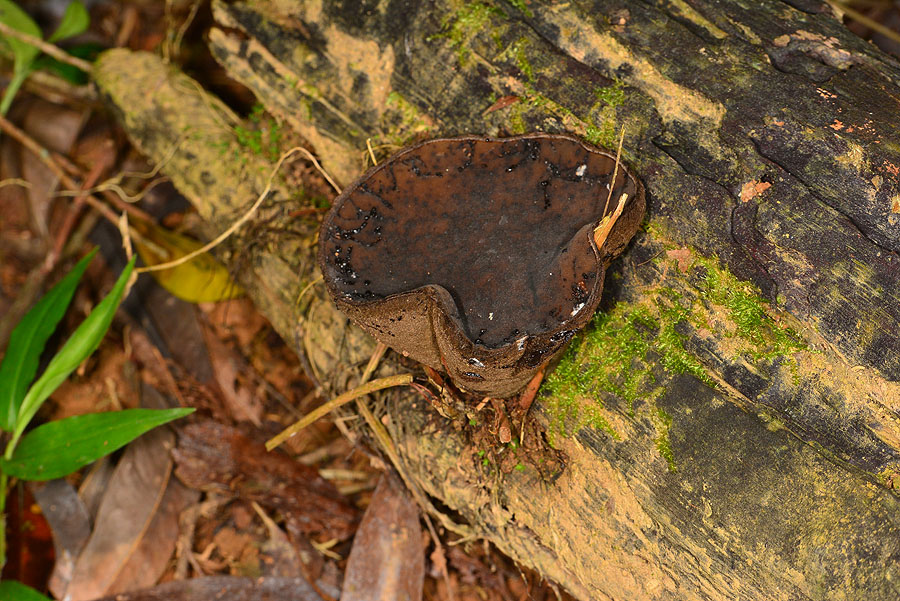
(318, 133, 645, 398)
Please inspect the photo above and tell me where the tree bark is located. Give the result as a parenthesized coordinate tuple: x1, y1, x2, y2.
(92, 1, 900, 599)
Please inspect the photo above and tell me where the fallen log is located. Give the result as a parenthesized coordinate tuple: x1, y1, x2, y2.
(93, 0, 900, 598)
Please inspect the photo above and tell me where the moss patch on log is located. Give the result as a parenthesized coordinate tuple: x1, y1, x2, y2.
(542, 242, 808, 468)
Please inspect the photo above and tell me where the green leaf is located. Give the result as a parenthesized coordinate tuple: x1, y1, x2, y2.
(48, 1, 89, 43)
(0, 249, 96, 431)
(0, 0, 42, 114)
(0, 407, 194, 480)
(0, 580, 52, 601)
(11, 257, 135, 444)
(32, 41, 103, 84)
(0, 0, 41, 71)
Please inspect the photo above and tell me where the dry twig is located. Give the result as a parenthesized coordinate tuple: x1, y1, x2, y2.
(0, 21, 93, 73)
(265, 373, 413, 451)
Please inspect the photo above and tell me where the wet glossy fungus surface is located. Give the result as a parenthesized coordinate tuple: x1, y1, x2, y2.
(323, 135, 638, 345)
(319, 133, 645, 397)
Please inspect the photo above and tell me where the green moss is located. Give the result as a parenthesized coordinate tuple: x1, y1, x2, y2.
(376, 90, 432, 150)
(584, 80, 625, 150)
(541, 245, 808, 469)
(543, 304, 659, 442)
(595, 80, 625, 108)
(542, 300, 693, 467)
(694, 256, 807, 361)
(507, 101, 527, 134)
(386, 91, 429, 131)
(498, 37, 534, 82)
(654, 293, 716, 387)
(506, 0, 533, 17)
(430, 2, 504, 65)
(583, 122, 616, 149)
(231, 103, 284, 163)
(583, 124, 603, 147)
(653, 408, 677, 472)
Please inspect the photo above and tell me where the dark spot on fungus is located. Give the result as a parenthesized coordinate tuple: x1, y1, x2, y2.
(319, 133, 645, 397)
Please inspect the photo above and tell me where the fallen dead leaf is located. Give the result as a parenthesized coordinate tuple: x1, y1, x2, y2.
(106, 476, 198, 595)
(32, 479, 92, 599)
(252, 501, 309, 579)
(341, 471, 424, 601)
(172, 420, 357, 540)
(65, 422, 173, 600)
(65, 385, 182, 600)
(89, 575, 324, 601)
(201, 323, 263, 425)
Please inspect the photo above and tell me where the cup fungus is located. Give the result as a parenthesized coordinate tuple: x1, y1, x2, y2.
(318, 133, 645, 398)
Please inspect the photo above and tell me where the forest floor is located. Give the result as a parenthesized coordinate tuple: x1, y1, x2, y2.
(1, 1, 899, 601)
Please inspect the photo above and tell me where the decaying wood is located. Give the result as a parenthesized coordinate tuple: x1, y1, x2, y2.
(92, 1, 900, 599)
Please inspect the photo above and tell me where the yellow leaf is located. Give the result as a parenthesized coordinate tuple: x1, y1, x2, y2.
(132, 220, 243, 303)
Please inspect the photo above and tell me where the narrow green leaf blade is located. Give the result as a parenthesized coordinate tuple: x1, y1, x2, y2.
(0, 0, 42, 71)
(0, 407, 193, 480)
(48, 1, 89, 43)
(0, 249, 96, 431)
(13, 257, 135, 438)
(0, 580, 53, 601)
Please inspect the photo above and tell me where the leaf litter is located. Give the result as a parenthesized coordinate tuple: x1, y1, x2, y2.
(0, 2, 583, 600)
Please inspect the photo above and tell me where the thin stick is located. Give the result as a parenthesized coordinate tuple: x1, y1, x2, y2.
(265, 373, 413, 450)
(366, 137, 378, 167)
(0, 21, 93, 73)
(172, 0, 202, 58)
(826, 0, 900, 46)
(361, 342, 389, 384)
(0, 178, 31, 189)
(0, 113, 146, 239)
(295, 274, 323, 308)
(603, 125, 626, 217)
(136, 145, 302, 274)
(297, 146, 342, 194)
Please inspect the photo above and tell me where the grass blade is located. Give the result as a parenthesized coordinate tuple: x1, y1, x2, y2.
(12, 257, 135, 444)
(0, 407, 193, 480)
(0, 249, 96, 431)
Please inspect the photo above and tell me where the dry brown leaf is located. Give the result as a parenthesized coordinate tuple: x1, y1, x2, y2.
(105, 476, 198, 595)
(140, 284, 215, 384)
(19, 99, 87, 236)
(342, 472, 424, 601)
(252, 502, 308, 579)
(172, 420, 357, 540)
(51, 345, 140, 419)
(89, 575, 324, 601)
(32, 479, 92, 599)
(665, 248, 693, 273)
(201, 324, 263, 425)
(65, 422, 175, 600)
